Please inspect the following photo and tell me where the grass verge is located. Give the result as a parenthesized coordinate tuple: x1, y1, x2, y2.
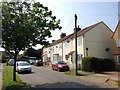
(117, 80, 120, 86)
(2, 64, 27, 90)
(64, 69, 90, 76)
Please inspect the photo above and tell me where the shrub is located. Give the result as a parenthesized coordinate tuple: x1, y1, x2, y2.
(99, 59, 115, 71)
(82, 57, 115, 72)
(81, 57, 99, 72)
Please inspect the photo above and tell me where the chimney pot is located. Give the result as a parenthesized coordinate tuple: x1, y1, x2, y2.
(60, 33, 66, 38)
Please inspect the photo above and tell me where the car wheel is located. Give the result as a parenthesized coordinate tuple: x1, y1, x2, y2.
(29, 70, 32, 73)
(18, 71, 20, 74)
(58, 69, 61, 72)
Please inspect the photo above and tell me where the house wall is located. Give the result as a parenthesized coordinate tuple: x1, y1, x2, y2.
(112, 22, 120, 70)
(83, 23, 113, 59)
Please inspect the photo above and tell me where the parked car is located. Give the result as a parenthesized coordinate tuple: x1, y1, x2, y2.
(16, 61, 32, 74)
(8, 59, 14, 66)
(34, 60, 43, 66)
(29, 59, 35, 65)
(51, 61, 69, 72)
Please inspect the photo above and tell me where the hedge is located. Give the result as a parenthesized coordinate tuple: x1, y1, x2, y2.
(81, 57, 115, 72)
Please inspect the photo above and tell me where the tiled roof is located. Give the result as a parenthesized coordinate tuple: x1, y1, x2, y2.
(50, 21, 104, 46)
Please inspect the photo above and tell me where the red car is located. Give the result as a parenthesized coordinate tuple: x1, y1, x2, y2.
(51, 61, 69, 72)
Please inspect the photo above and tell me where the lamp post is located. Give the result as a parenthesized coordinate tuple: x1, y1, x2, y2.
(74, 14, 78, 75)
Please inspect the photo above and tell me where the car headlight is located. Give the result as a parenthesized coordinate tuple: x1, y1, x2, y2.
(19, 68, 24, 70)
(58, 65, 62, 68)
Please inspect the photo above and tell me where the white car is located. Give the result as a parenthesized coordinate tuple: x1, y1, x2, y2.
(16, 61, 32, 73)
(8, 59, 14, 66)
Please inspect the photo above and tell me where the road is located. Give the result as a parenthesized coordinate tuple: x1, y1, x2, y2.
(18, 66, 116, 89)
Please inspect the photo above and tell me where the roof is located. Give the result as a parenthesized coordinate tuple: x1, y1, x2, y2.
(50, 21, 109, 46)
(111, 21, 120, 39)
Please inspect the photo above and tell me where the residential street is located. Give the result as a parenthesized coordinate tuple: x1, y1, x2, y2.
(18, 66, 117, 89)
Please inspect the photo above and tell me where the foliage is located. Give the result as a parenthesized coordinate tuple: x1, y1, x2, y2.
(82, 57, 97, 72)
(17, 55, 29, 61)
(2, 2, 61, 81)
(99, 59, 115, 71)
(2, 64, 27, 90)
(2, 54, 10, 63)
(23, 48, 42, 59)
(2, 2, 62, 53)
(64, 70, 89, 76)
(81, 57, 115, 72)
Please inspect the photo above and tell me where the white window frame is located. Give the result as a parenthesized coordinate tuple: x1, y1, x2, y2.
(77, 36, 82, 46)
(117, 55, 120, 65)
(116, 39, 120, 47)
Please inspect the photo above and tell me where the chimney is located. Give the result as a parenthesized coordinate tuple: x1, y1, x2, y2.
(60, 33, 66, 38)
(52, 40, 55, 42)
(74, 25, 81, 32)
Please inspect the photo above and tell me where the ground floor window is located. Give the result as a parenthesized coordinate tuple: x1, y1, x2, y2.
(117, 55, 120, 64)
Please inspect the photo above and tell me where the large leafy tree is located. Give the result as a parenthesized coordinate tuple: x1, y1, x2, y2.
(2, 2, 61, 81)
(24, 48, 42, 59)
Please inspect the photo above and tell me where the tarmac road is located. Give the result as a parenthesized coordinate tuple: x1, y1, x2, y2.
(18, 65, 117, 89)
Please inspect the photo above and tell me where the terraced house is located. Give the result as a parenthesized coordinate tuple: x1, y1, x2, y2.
(43, 21, 113, 69)
(112, 21, 120, 70)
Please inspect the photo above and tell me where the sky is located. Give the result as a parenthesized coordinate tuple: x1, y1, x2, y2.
(36, 0, 119, 43)
(0, 0, 120, 52)
(32, 0, 119, 49)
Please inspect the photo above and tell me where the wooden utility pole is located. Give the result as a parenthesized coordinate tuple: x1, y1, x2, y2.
(74, 14, 78, 75)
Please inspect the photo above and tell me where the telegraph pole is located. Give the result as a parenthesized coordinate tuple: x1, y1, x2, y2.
(74, 14, 78, 75)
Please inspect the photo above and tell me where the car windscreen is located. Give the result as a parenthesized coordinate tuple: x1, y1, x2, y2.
(18, 62, 30, 66)
(58, 61, 66, 64)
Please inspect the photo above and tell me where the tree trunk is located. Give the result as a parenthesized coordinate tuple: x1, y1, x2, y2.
(13, 51, 18, 81)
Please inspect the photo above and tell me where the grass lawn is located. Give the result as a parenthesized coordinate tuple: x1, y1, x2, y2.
(117, 80, 120, 86)
(64, 69, 90, 76)
(2, 64, 27, 90)
(115, 81, 120, 86)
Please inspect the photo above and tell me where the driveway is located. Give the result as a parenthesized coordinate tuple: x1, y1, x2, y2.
(18, 66, 118, 89)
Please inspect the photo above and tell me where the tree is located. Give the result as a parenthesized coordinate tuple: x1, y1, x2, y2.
(24, 48, 36, 57)
(2, 2, 61, 81)
(35, 49, 42, 59)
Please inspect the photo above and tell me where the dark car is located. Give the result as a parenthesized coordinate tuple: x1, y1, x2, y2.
(34, 60, 43, 66)
(51, 61, 69, 72)
(29, 59, 35, 65)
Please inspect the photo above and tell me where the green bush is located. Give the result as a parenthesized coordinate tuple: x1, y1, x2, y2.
(18, 55, 29, 61)
(82, 57, 115, 72)
(99, 59, 115, 71)
(81, 57, 98, 72)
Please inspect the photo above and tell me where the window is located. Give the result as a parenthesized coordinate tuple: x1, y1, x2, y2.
(52, 46, 54, 53)
(117, 56, 120, 64)
(77, 37, 82, 46)
(59, 43, 62, 50)
(116, 39, 120, 47)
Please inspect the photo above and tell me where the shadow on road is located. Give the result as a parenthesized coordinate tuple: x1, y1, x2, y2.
(34, 81, 99, 88)
(5, 82, 118, 90)
(18, 71, 35, 75)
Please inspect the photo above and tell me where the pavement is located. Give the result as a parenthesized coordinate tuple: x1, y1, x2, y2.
(44, 65, 120, 88)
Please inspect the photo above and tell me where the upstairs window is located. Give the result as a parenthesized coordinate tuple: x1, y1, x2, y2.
(77, 36, 82, 46)
(117, 55, 120, 65)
